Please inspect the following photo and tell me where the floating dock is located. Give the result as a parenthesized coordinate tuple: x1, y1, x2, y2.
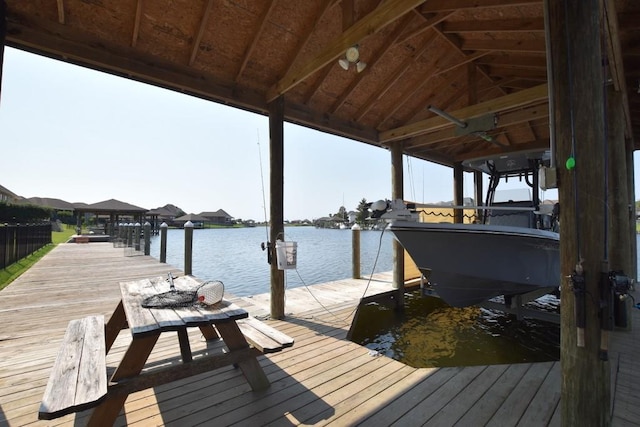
(0, 242, 637, 425)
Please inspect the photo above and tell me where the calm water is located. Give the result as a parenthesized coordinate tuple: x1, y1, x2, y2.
(350, 292, 561, 368)
(149, 226, 394, 297)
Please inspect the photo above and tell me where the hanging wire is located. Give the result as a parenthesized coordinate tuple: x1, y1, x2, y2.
(601, 5, 609, 262)
(563, 0, 582, 261)
(293, 225, 389, 325)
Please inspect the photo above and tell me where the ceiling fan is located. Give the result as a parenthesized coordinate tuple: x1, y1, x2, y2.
(338, 45, 367, 73)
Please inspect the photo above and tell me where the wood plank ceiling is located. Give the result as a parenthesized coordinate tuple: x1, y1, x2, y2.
(4, 0, 639, 168)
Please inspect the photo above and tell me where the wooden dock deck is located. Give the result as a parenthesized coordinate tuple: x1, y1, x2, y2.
(0, 242, 638, 426)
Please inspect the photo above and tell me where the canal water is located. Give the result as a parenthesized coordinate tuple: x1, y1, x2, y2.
(349, 293, 560, 368)
(149, 226, 566, 368)
(149, 226, 394, 296)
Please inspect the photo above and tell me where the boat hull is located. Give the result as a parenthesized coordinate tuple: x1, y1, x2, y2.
(389, 221, 560, 307)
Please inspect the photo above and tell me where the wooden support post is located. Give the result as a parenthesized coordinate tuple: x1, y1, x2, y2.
(547, 0, 610, 424)
(159, 222, 168, 263)
(390, 143, 404, 307)
(269, 96, 285, 320)
(134, 222, 141, 252)
(0, 0, 5, 104)
(453, 162, 464, 223)
(625, 137, 636, 283)
(474, 170, 483, 223)
(143, 221, 151, 255)
(184, 221, 193, 276)
(607, 86, 632, 330)
(352, 224, 361, 279)
(127, 223, 133, 247)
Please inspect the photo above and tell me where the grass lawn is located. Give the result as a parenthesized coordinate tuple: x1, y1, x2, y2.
(0, 226, 76, 291)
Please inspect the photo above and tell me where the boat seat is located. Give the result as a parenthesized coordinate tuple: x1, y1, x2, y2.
(487, 201, 535, 228)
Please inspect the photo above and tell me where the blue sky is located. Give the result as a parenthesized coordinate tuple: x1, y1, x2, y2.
(1, 47, 632, 220)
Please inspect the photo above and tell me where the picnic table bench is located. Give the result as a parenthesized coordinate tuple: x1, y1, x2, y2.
(38, 275, 293, 425)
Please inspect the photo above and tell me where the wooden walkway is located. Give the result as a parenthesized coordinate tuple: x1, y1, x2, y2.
(0, 242, 637, 426)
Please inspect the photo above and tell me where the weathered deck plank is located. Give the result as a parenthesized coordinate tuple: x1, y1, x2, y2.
(0, 242, 637, 426)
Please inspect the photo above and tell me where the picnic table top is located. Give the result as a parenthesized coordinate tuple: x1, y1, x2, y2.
(119, 275, 248, 337)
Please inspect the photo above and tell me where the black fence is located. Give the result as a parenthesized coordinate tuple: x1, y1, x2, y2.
(0, 223, 52, 270)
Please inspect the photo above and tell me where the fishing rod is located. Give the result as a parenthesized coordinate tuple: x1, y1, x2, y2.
(257, 130, 272, 264)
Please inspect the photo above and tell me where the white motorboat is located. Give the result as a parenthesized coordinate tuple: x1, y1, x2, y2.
(375, 150, 560, 307)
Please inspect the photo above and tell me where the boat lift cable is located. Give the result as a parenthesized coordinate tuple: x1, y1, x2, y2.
(293, 225, 388, 325)
(601, 11, 609, 263)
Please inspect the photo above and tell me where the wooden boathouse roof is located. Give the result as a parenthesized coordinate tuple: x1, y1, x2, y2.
(1, 242, 638, 425)
(74, 198, 148, 215)
(4, 1, 639, 167)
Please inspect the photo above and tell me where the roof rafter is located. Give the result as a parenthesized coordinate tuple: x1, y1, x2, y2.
(405, 102, 549, 149)
(476, 54, 547, 70)
(434, 25, 505, 94)
(380, 83, 548, 142)
(266, 0, 427, 102)
(396, 10, 454, 44)
(189, 0, 214, 66)
(420, 0, 540, 13)
(354, 30, 437, 121)
(303, 62, 332, 104)
(56, 0, 64, 24)
(462, 39, 546, 53)
(280, 0, 336, 79)
(452, 138, 551, 162)
(441, 17, 544, 33)
(236, 1, 278, 82)
(402, 71, 470, 127)
(131, 0, 143, 47)
(379, 55, 474, 127)
(604, 0, 633, 138)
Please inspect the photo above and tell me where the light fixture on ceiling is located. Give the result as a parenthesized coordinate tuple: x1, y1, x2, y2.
(338, 45, 366, 73)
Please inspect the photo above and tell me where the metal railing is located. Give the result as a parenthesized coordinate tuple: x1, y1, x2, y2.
(0, 223, 52, 269)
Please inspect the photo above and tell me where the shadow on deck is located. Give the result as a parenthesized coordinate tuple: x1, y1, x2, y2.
(0, 243, 637, 425)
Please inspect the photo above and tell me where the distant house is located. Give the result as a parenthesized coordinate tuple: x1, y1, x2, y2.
(24, 197, 76, 212)
(199, 209, 233, 225)
(147, 204, 184, 226)
(174, 213, 209, 228)
(0, 184, 19, 204)
(313, 217, 332, 228)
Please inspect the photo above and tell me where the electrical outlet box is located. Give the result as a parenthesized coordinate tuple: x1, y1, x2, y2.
(539, 166, 557, 190)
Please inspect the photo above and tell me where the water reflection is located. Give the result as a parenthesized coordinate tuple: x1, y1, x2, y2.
(350, 291, 560, 368)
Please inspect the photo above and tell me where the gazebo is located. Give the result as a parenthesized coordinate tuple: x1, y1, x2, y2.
(74, 198, 148, 237)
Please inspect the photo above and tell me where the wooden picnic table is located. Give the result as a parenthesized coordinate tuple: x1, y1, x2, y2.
(39, 275, 293, 425)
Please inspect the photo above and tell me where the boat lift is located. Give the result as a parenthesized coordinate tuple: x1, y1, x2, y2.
(418, 280, 561, 324)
